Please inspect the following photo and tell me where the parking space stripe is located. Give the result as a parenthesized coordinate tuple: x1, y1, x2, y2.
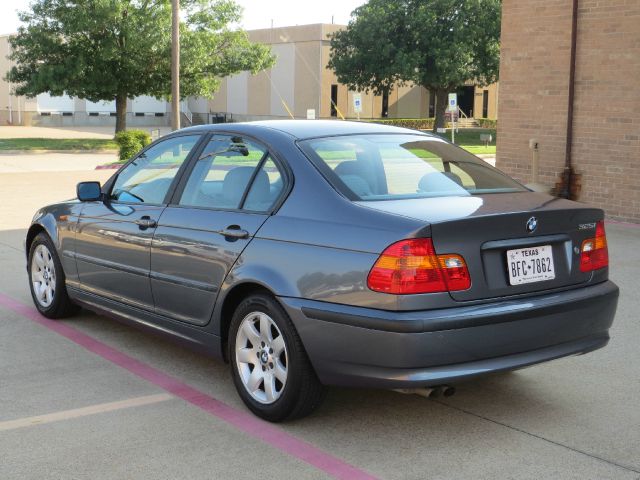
(0, 293, 378, 480)
(0, 393, 173, 432)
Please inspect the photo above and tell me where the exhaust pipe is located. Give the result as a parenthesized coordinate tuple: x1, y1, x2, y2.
(440, 385, 456, 397)
(393, 385, 456, 399)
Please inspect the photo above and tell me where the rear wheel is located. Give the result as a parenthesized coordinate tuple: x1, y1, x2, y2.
(229, 294, 326, 422)
(28, 233, 78, 319)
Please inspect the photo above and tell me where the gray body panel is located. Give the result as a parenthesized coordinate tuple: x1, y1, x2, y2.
(26, 121, 619, 389)
(150, 207, 268, 325)
(280, 280, 618, 387)
(74, 202, 165, 310)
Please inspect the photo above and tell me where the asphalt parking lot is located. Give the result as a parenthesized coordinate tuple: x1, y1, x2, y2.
(1, 165, 639, 479)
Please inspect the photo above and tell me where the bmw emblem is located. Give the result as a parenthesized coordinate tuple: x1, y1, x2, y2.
(526, 216, 538, 233)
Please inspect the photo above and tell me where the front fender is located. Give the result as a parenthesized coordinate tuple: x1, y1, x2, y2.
(26, 203, 82, 283)
(26, 211, 61, 258)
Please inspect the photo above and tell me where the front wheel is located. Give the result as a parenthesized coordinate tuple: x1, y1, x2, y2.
(28, 232, 78, 319)
(229, 294, 326, 422)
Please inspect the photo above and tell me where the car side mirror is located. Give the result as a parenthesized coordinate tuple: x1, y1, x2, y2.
(77, 181, 102, 202)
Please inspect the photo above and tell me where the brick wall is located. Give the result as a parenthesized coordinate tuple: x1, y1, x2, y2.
(497, 0, 640, 222)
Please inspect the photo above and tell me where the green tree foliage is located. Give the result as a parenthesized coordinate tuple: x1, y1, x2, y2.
(329, 0, 501, 130)
(114, 129, 151, 159)
(7, 0, 275, 131)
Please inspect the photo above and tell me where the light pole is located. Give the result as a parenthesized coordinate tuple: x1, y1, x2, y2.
(171, 0, 180, 131)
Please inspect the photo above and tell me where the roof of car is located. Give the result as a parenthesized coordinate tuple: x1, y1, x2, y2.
(178, 120, 433, 140)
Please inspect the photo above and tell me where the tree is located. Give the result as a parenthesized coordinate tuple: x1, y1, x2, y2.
(329, 0, 501, 131)
(6, 0, 275, 132)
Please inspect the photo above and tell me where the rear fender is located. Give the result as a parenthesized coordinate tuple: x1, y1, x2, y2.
(210, 262, 298, 337)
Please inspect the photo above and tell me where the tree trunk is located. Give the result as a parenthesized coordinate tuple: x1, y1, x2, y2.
(433, 87, 449, 133)
(115, 93, 127, 133)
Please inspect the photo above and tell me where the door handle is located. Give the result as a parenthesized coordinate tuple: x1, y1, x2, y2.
(135, 216, 158, 229)
(220, 225, 249, 239)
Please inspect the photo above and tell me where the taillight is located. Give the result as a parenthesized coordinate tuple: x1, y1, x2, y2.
(367, 238, 471, 294)
(580, 220, 609, 272)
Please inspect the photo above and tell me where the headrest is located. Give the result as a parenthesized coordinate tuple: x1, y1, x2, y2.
(339, 174, 372, 197)
(335, 160, 368, 178)
(418, 171, 464, 193)
(242, 169, 271, 210)
(223, 166, 268, 208)
(335, 161, 374, 197)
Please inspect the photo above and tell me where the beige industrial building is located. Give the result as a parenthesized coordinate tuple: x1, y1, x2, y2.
(497, 0, 640, 222)
(0, 24, 498, 127)
(208, 24, 499, 122)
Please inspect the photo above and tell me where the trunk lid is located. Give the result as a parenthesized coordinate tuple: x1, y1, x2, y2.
(357, 192, 604, 301)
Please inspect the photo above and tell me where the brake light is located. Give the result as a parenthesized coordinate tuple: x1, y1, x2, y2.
(367, 238, 471, 294)
(580, 220, 608, 272)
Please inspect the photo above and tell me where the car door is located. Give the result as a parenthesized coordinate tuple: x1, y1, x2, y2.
(149, 134, 287, 325)
(74, 133, 203, 310)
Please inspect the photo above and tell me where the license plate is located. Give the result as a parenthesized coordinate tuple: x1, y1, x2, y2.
(507, 245, 555, 285)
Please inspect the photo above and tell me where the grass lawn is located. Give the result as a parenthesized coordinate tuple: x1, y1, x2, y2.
(0, 138, 118, 151)
(435, 128, 497, 155)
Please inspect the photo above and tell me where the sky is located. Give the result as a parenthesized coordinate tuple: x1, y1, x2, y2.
(0, 0, 367, 35)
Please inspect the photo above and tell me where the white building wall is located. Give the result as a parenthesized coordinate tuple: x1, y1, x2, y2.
(227, 72, 248, 115)
(132, 96, 167, 113)
(85, 99, 116, 113)
(269, 43, 295, 117)
(188, 96, 209, 114)
(36, 93, 74, 112)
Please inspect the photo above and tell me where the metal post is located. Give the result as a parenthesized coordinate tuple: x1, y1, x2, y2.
(171, 0, 180, 131)
(451, 114, 455, 144)
(7, 41, 12, 124)
(560, 0, 579, 199)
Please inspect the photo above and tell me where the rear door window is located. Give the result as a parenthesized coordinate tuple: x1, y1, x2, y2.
(243, 156, 285, 212)
(178, 135, 284, 211)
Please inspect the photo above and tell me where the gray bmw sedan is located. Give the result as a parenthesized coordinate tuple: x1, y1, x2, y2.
(26, 121, 618, 421)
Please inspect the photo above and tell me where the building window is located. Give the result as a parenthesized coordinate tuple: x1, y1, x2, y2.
(330, 85, 338, 117)
(428, 91, 436, 118)
(482, 90, 489, 118)
(381, 90, 389, 118)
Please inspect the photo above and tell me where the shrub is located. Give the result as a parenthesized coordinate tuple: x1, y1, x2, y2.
(114, 129, 152, 160)
(476, 118, 497, 129)
(368, 118, 436, 131)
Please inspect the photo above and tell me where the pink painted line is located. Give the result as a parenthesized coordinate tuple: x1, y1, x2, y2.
(95, 164, 122, 170)
(0, 293, 377, 480)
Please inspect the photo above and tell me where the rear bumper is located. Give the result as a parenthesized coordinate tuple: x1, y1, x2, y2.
(279, 280, 619, 388)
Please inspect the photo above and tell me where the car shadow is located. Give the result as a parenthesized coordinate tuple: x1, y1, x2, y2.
(3, 225, 575, 440)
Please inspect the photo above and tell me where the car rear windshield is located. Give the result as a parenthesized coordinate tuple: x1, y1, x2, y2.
(299, 134, 526, 200)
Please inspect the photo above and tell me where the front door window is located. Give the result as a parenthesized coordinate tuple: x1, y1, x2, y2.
(111, 135, 200, 204)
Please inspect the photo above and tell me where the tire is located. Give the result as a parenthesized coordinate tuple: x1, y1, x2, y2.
(28, 232, 78, 319)
(229, 293, 326, 422)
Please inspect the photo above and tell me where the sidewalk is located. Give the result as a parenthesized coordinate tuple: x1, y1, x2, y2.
(0, 126, 171, 139)
(0, 152, 118, 173)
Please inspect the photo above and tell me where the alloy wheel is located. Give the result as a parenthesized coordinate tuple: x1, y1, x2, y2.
(235, 311, 288, 404)
(31, 244, 57, 308)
